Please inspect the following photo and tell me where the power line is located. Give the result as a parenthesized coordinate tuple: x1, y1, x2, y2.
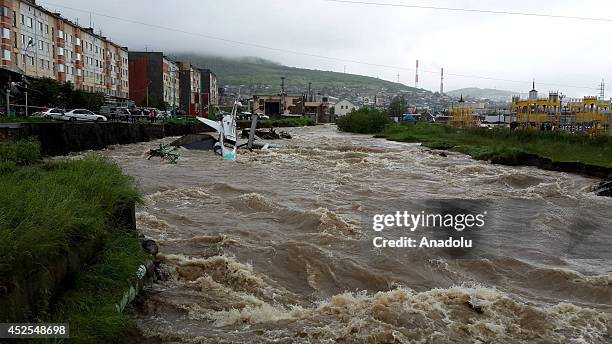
(39, 1, 599, 91)
(323, 0, 612, 23)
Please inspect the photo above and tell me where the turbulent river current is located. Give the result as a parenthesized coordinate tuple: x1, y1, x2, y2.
(100, 125, 611, 343)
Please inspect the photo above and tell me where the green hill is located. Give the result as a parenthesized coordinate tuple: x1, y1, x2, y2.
(172, 53, 417, 95)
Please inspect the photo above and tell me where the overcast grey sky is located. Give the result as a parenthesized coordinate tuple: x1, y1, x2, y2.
(41, 0, 612, 97)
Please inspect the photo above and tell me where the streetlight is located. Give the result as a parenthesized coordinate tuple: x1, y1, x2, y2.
(24, 38, 34, 117)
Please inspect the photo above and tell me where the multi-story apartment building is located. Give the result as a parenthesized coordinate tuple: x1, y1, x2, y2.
(200, 68, 218, 116)
(0, 0, 129, 101)
(128, 51, 180, 110)
(179, 62, 201, 116)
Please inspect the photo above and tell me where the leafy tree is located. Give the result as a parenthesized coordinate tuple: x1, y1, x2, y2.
(336, 107, 391, 134)
(388, 96, 407, 117)
(27, 78, 104, 111)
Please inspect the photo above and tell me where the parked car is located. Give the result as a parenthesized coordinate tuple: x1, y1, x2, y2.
(41, 108, 66, 120)
(257, 114, 270, 120)
(111, 107, 133, 121)
(64, 109, 107, 122)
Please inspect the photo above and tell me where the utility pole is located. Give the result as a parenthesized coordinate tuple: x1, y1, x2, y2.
(280, 76, 285, 115)
(415, 59, 419, 89)
(6, 76, 11, 116)
(440, 68, 444, 94)
(146, 81, 151, 107)
(24, 39, 33, 116)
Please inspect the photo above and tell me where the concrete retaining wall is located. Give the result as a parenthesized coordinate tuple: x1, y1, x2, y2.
(0, 122, 210, 156)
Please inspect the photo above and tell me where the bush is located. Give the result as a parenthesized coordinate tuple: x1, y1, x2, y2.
(336, 108, 391, 134)
(0, 140, 41, 165)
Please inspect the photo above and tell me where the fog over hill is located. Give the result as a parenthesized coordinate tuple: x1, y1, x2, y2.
(447, 88, 528, 101)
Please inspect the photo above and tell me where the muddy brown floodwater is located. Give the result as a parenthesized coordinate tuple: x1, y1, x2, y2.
(99, 124, 611, 343)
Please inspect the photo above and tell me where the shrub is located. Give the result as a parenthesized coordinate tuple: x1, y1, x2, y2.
(336, 108, 391, 134)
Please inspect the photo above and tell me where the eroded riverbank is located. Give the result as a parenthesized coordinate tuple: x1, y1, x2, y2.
(100, 125, 611, 343)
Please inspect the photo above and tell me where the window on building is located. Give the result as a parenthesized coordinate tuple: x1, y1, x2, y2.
(45, 25, 48, 34)
(12, 11, 16, 27)
(13, 32, 17, 48)
(38, 40, 43, 50)
(2, 49, 11, 61)
(57, 30, 63, 39)
(26, 17, 32, 28)
(57, 47, 64, 56)
(0, 7, 9, 18)
(38, 21, 42, 31)
(1, 28, 9, 39)
(28, 55, 33, 65)
(40, 58, 44, 69)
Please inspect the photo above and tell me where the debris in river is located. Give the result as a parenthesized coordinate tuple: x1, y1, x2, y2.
(241, 128, 292, 140)
(142, 239, 159, 256)
(594, 180, 612, 197)
(465, 300, 484, 314)
(147, 144, 180, 164)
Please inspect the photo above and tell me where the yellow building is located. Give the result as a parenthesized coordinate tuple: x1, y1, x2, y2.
(567, 96, 611, 125)
(511, 83, 561, 126)
(448, 95, 480, 128)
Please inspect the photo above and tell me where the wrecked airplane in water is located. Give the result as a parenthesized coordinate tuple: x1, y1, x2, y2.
(162, 96, 285, 160)
(196, 97, 240, 160)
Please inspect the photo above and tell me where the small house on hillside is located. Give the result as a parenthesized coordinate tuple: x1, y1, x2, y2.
(334, 99, 359, 117)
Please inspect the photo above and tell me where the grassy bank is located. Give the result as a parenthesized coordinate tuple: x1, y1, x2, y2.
(381, 123, 612, 172)
(0, 140, 147, 342)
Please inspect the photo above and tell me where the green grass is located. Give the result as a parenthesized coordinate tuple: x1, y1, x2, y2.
(0, 115, 52, 123)
(0, 141, 146, 341)
(47, 233, 148, 343)
(0, 140, 41, 165)
(382, 122, 612, 169)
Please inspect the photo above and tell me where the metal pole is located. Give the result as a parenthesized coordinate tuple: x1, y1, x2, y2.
(6, 76, 11, 116)
(248, 113, 258, 149)
(25, 91, 28, 116)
